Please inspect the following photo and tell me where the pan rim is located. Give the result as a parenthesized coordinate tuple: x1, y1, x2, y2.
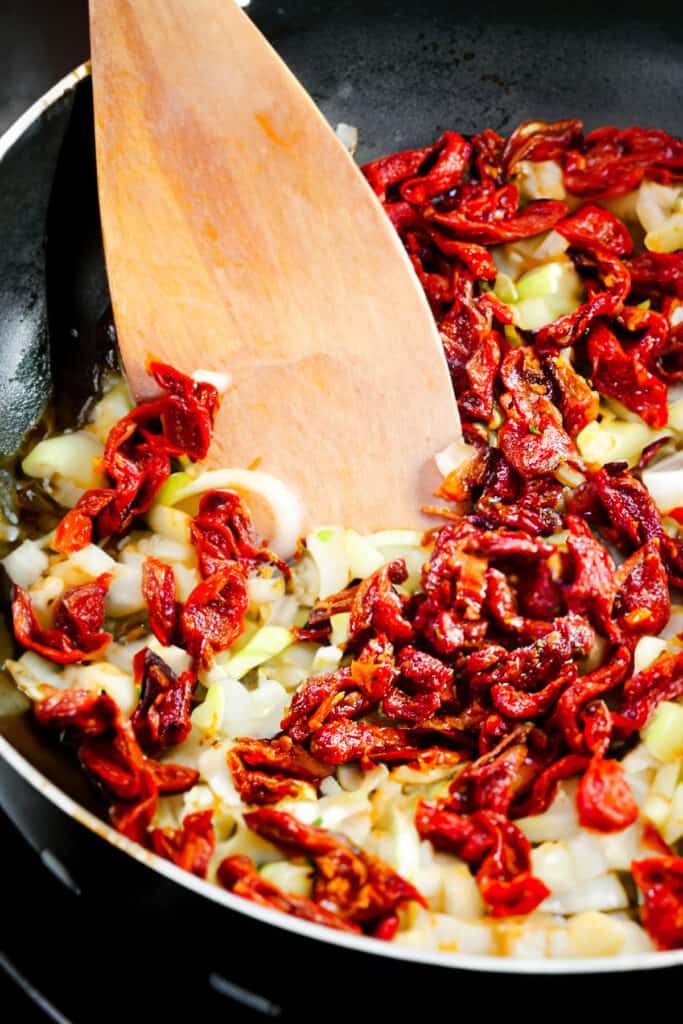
(1, 65, 683, 976)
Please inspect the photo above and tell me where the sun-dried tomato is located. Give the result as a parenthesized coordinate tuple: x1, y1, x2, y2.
(310, 719, 423, 767)
(228, 735, 334, 806)
(498, 348, 576, 477)
(613, 540, 670, 637)
(416, 803, 549, 916)
(502, 118, 583, 175)
(447, 726, 533, 815)
(626, 252, 683, 301)
(631, 857, 683, 950)
(217, 854, 361, 933)
(399, 132, 472, 204)
(576, 756, 638, 833)
(427, 183, 567, 245)
(564, 515, 618, 638)
(563, 126, 683, 198)
(555, 203, 633, 256)
(586, 321, 668, 429)
(142, 557, 179, 647)
(543, 354, 599, 438)
(130, 647, 196, 753)
(53, 363, 220, 553)
(511, 754, 589, 818)
(179, 565, 248, 666)
(348, 559, 414, 645)
(552, 644, 632, 752)
(243, 808, 426, 926)
(618, 648, 683, 731)
(33, 687, 118, 737)
(190, 490, 289, 580)
(151, 810, 215, 878)
(12, 575, 112, 665)
(471, 128, 505, 182)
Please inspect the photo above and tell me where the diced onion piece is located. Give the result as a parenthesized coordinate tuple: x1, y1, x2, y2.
(636, 180, 682, 233)
(2, 540, 49, 588)
(137, 534, 195, 565)
(307, 526, 349, 599)
(247, 574, 286, 608)
(643, 701, 683, 763)
(578, 418, 667, 468)
(634, 635, 669, 674)
(344, 529, 384, 579)
(329, 612, 351, 648)
(516, 261, 566, 300)
(213, 674, 290, 740)
(387, 805, 422, 882)
(567, 911, 626, 958)
(191, 681, 225, 734)
(664, 783, 683, 845)
(106, 563, 145, 616)
(531, 842, 576, 893)
(90, 381, 133, 444)
(146, 638, 193, 676)
(311, 644, 344, 674)
(540, 874, 628, 915)
(5, 651, 65, 700)
(642, 450, 683, 512)
(22, 431, 106, 490)
(62, 661, 137, 716)
(434, 438, 476, 479)
(260, 860, 314, 897)
(146, 504, 192, 545)
(668, 397, 683, 433)
(533, 229, 570, 260)
(155, 472, 195, 507)
(191, 368, 232, 394)
(368, 530, 426, 549)
(516, 784, 580, 842)
(335, 122, 359, 155)
(440, 862, 485, 920)
(220, 625, 293, 680)
(69, 543, 117, 577)
(646, 212, 683, 253)
(160, 468, 303, 558)
(515, 160, 566, 201)
(494, 272, 518, 303)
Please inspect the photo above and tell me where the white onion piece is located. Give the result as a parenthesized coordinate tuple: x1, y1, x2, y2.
(2, 540, 49, 588)
(335, 122, 359, 155)
(642, 450, 683, 512)
(434, 438, 476, 478)
(167, 468, 303, 558)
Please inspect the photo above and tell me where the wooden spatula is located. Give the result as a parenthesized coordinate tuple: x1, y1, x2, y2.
(89, 0, 463, 543)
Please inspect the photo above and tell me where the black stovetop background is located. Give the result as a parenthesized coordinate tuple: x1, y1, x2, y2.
(1, 2, 682, 1018)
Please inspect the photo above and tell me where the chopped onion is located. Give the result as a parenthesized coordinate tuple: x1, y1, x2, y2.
(2, 540, 49, 588)
(260, 860, 314, 897)
(306, 526, 348, 599)
(434, 438, 476, 479)
(22, 430, 106, 490)
(633, 635, 669, 674)
(643, 701, 683, 763)
(219, 625, 293, 680)
(335, 122, 359, 155)
(540, 874, 628, 915)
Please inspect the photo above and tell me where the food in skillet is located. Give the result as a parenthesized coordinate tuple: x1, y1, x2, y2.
(4, 118, 683, 958)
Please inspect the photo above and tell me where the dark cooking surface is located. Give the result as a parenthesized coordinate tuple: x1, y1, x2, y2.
(2, 0, 683, 1016)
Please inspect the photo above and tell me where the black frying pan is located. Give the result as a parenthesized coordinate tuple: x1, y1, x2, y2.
(1, 2, 682, 1018)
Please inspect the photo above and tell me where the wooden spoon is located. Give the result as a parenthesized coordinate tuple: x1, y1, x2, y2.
(89, 0, 463, 544)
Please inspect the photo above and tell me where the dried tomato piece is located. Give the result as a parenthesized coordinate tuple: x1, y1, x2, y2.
(310, 719, 423, 767)
(148, 361, 220, 462)
(142, 557, 179, 647)
(563, 126, 683, 198)
(555, 203, 633, 256)
(543, 354, 599, 438)
(362, 142, 435, 201)
(110, 767, 158, 846)
(626, 252, 683, 300)
(217, 854, 361, 933)
(613, 540, 670, 637)
(491, 665, 577, 721)
(428, 185, 567, 245)
(34, 687, 118, 737)
(564, 515, 618, 638)
(511, 754, 590, 818)
(553, 644, 632, 752)
(54, 491, 113, 554)
(151, 810, 215, 878)
(498, 349, 575, 477)
(149, 761, 200, 793)
(447, 727, 533, 815)
(12, 575, 112, 665)
(243, 808, 426, 925)
(179, 565, 248, 665)
(228, 735, 334, 805)
(131, 648, 196, 752)
(587, 321, 668, 429)
(618, 648, 683, 730)
(631, 857, 683, 950)
(190, 490, 289, 579)
(416, 803, 549, 917)
(502, 118, 583, 175)
(471, 128, 505, 182)
(399, 131, 472, 204)
(348, 559, 413, 645)
(576, 756, 638, 832)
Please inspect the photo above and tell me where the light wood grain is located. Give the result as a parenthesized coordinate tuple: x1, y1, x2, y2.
(89, 0, 462, 535)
